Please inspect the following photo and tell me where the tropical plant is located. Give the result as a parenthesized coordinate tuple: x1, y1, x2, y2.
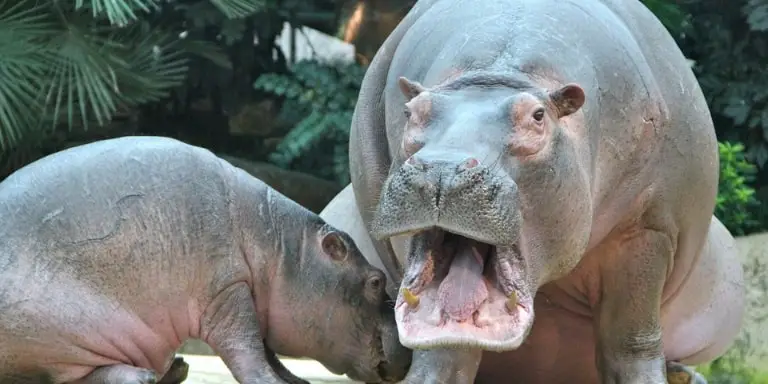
(0, 0, 238, 152)
(716, 141, 761, 235)
(254, 58, 366, 185)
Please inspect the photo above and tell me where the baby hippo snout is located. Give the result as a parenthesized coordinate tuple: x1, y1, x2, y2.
(300, 228, 411, 383)
(376, 303, 413, 381)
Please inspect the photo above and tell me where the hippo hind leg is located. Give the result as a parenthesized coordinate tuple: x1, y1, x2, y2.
(156, 357, 189, 384)
(666, 361, 707, 384)
(69, 365, 157, 384)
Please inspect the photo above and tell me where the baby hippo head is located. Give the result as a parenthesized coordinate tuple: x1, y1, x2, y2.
(266, 220, 411, 383)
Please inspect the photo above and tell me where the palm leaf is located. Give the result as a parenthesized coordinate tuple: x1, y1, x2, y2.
(209, 0, 265, 19)
(75, 0, 161, 26)
(42, 21, 191, 131)
(0, 0, 59, 151)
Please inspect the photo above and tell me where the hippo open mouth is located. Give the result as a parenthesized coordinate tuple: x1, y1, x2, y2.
(394, 227, 534, 352)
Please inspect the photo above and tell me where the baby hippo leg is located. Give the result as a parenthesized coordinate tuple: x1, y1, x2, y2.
(264, 347, 310, 384)
(200, 282, 286, 384)
(156, 357, 189, 384)
(69, 365, 157, 384)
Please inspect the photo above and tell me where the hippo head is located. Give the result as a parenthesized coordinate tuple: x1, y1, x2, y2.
(370, 73, 592, 352)
(268, 221, 411, 383)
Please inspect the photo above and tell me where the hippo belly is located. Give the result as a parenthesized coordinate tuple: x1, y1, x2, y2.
(0, 270, 181, 383)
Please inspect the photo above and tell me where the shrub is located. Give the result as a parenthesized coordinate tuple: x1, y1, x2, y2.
(254, 59, 366, 185)
(716, 141, 761, 235)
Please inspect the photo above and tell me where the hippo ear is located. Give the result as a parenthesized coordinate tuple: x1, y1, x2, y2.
(549, 83, 586, 118)
(398, 76, 426, 100)
(321, 231, 348, 261)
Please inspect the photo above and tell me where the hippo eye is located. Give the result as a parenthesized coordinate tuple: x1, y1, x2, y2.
(403, 108, 412, 119)
(533, 108, 545, 122)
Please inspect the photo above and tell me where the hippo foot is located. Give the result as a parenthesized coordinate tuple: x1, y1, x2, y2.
(396, 348, 482, 384)
(666, 362, 707, 384)
(157, 357, 189, 384)
(72, 364, 157, 384)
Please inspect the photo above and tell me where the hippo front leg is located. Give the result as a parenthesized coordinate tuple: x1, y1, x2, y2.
(199, 282, 287, 384)
(596, 229, 671, 384)
(264, 346, 310, 384)
(398, 348, 482, 384)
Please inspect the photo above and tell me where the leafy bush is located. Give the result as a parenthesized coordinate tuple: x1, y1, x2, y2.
(716, 141, 761, 235)
(254, 59, 366, 185)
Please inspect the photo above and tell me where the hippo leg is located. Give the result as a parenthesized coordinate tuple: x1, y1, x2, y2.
(156, 357, 188, 384)
(199, 282, 286, 384)
(70, 365, 157, 384)
(264, 347, 310, 384)
(593, 229, 672, 383)
(666, 362, 707, 384)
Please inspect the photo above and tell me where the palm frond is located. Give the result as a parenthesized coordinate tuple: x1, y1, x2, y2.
(106, 24, 191, 103)
(176, 38, 233, 69)
(209, 0, 265, 19)
(42, 21, 191, 131)
(75, 0, 161, 26)
(0, 0, 59, 151)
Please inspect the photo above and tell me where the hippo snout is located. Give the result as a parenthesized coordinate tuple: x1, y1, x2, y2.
(376, 312, 412, 382)
(371, 152, 521, 245)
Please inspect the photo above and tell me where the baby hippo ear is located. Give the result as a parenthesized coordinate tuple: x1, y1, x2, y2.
(549, 83, 586, 118)
(321, 231, 348, 261)
(398, 76, 426, 101)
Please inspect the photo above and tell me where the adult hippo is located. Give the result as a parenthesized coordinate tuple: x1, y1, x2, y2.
(320, 0, 746, 383)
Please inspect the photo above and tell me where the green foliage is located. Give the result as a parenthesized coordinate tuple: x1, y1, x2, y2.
(699, 359, 768, 384)
(640, 0, 688, 34)
(716, 141, 761, 235)
(254, 59, 366, 185)
(0, 0, 246, 152)
(673, 0, 768, 171)
(744, 0, 768, 31)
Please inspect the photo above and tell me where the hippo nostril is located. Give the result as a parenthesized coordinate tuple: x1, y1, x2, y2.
(458, 157, 479, 172)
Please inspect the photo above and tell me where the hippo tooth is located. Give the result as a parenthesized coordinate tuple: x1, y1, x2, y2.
(401, 287, 420, 308)
(505, 292, 518, 313)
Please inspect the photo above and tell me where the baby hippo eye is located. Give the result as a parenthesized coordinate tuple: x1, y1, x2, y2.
(403, 108, 412, 119)
(533, 108, 545, 122)
(368, 275, 383, 291)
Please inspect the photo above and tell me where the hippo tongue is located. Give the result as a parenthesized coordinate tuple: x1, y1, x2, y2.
(437, 241, 489, 321)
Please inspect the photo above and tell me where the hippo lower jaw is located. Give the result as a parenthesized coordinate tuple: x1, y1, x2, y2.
(394, 228, 535, 352)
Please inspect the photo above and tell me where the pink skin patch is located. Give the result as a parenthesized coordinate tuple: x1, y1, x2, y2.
(395, 235, 534, 352)
(437, 243, 489, 321)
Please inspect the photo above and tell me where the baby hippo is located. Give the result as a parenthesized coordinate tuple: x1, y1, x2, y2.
(0, 136, 411, 384)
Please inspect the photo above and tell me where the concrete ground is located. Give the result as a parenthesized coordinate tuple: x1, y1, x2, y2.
(180, 354, 358, 384)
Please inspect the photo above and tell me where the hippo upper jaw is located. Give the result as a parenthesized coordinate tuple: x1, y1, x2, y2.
(392, 228, 536, 352)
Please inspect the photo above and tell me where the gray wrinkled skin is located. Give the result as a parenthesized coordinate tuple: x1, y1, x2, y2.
(319, 0, 746, 382)
(0, 136, 411, 384)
